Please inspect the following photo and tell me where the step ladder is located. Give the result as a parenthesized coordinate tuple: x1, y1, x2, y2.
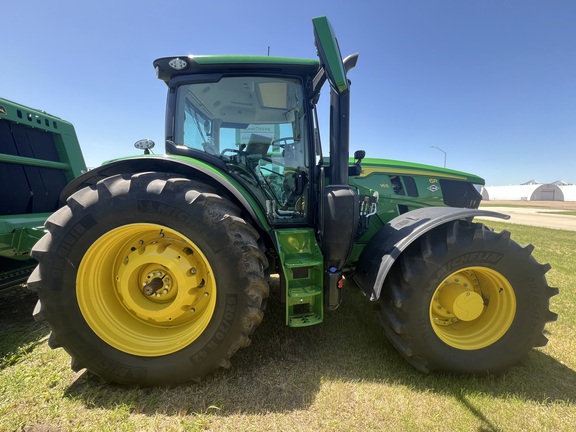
(274, 228, 324, 327)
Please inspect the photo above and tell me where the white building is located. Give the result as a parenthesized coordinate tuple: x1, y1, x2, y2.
(559, 185, 576, 201)
(482, 181, 575, 201)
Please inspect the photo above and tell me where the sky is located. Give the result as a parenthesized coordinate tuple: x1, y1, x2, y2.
(2, 0, 575, 186)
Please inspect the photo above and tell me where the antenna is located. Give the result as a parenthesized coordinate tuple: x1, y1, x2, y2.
(267, 46, 270, 56)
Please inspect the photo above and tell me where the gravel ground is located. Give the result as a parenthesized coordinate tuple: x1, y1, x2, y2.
(482, 200, 576, 211)
(479, 200, 576, 231)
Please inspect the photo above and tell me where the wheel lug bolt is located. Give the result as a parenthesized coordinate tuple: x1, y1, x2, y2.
(190, 267, 197, 274)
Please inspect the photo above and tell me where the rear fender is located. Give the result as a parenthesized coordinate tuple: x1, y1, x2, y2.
(352, 207, 510, 301)
(59, 156, 271, 232)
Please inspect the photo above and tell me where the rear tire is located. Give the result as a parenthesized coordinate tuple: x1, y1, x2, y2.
(30, 172, 269, 385)
(379, 220, 558, 374)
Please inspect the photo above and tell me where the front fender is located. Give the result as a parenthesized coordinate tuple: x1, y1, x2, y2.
(59, 155, 271, 232)
(352, 207, 510, 301)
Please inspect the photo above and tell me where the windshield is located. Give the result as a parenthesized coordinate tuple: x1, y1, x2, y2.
(174, 76, 310, 224)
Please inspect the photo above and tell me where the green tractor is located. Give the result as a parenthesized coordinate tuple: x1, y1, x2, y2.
(0, 97, 86, 291)
(30, 17, 557, 385)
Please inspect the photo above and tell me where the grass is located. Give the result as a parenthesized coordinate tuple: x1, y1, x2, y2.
(1, 221, 575, 431)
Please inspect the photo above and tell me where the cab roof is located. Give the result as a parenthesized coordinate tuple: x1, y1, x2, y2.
(154, 55, 320, 84)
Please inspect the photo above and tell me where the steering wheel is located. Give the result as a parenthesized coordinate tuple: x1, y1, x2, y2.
(221, 144, 247, 157)
(271, 137, 294, 147)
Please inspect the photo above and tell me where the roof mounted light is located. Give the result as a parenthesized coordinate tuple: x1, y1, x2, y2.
(134, 139, 155, 155)
(168, 58, 188, 71)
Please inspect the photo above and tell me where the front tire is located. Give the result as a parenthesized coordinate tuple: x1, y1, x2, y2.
(379, 220, 558, 374)
(30, 172, 269, 385)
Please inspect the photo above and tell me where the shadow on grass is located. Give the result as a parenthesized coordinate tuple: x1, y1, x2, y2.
(0, 287, 49, 370)
(61, 283, 576, 420)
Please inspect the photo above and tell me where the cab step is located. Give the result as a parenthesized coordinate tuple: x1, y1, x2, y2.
(274, 228, 324, 327)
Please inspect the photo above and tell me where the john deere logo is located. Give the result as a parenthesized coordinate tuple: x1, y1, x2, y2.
(0, 106, 6, 115)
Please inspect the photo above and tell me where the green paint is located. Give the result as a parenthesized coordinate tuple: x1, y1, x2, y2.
(312, 17, 349, 94)
(274, 229, 324, 327)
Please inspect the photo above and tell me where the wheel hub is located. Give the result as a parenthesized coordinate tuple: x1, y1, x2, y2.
(114, 239, 211, 327)
(142, 275, 166, 296)
(436, 277, 484, 322)
(429, 266, 516, 350)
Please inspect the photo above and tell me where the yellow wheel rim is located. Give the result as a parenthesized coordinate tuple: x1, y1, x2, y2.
(77, 223, 216, 356)
(429, 266, 516, 350)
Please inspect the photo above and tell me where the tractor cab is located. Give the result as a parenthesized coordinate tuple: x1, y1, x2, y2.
(157, 71, 315, 225)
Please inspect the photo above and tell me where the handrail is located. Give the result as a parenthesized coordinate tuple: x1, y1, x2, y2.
(0, 153, 69, 170)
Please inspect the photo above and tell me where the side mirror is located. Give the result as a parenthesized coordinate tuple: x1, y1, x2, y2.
(354, 150, 366, 162)
(134, 139, 155, 155)
(349, 150, 366, 177)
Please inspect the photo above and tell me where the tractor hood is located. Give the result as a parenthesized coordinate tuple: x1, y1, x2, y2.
(348, 157, 485, 212)
(356, 157, 485, 184)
